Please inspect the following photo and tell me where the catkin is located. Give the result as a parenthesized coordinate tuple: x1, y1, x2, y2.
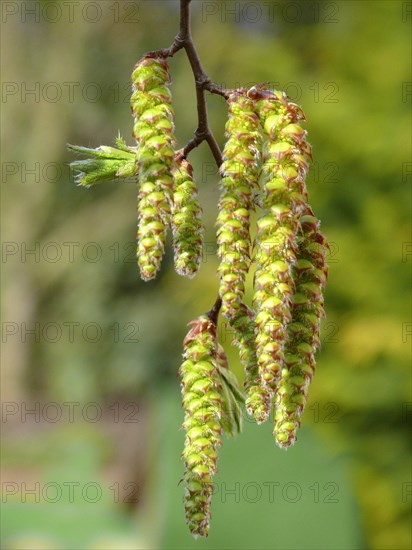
(70, 54, 330, 537)
(172, 159, 204, 278)
(217, 94, 262, 317)
(232, 304, 272, 424)
(216, 94, 270, 421)
(131, 56, 177, 280)
(253, 91, 311, 399)
(273, 211, 328, 448)
(179, 315, 222, 538)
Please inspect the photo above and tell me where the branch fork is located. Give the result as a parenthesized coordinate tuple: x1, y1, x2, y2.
(147, 0, 238, 167)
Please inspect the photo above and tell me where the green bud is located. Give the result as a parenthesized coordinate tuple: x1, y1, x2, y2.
(68, 141, 137, 187)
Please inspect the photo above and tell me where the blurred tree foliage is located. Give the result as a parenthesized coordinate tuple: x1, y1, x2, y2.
(1, 1, 410, 549)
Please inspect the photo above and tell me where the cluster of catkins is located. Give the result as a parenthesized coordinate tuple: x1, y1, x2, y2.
(70, 55, 203, 281)
(69, 55, 328, 538)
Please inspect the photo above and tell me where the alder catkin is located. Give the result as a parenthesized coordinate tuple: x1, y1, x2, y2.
(253, 90, 311, 399)
(217, 94, 262, 317)
(71, 35, 330, 535)
(179, 315, 222, 538)
(273, 211, 328, 448)
(172, 159, 204, 278)
(216, 94, 271, 421)
(131, 56, 177, 281)
(67, 7, 334, 537)
(232, 304, 272, 424)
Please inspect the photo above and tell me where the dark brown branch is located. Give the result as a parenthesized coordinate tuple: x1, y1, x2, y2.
(147, 0, 239, 168)
(206, 296, 222, 326)
(178, 0, 225, 166)
(149, 0, 233, 319)
(205, 82, 232, 99)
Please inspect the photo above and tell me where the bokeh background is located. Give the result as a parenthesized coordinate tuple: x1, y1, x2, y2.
(1, 1, 411, 548)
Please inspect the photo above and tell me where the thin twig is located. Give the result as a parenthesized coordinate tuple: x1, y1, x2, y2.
(148, 0, 235, 319)
(206, 296, 222, 326)
(147, 0, 239, 167)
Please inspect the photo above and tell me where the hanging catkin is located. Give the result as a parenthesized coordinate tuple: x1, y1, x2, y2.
(131, 55, 177, 280)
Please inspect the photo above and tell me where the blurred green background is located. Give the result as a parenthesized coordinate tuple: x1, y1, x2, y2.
(1, 1, 410, 548)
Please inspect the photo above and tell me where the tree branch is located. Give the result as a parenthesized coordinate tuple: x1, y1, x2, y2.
(206, 296, 222, 326)
(147, 0, 236, 318)
(147, 0, 238, 168)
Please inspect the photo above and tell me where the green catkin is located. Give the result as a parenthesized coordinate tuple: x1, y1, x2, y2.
(273, 211, 328, 448)
(172, 159, 204, 278)
(217, 93, 262, 318)
(232, 304, 272, 424)
(216, 94, 269, 420)
(253, 90, 311, 400)
(179, 315, 222, 538)
(131, 55, 177, 281)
